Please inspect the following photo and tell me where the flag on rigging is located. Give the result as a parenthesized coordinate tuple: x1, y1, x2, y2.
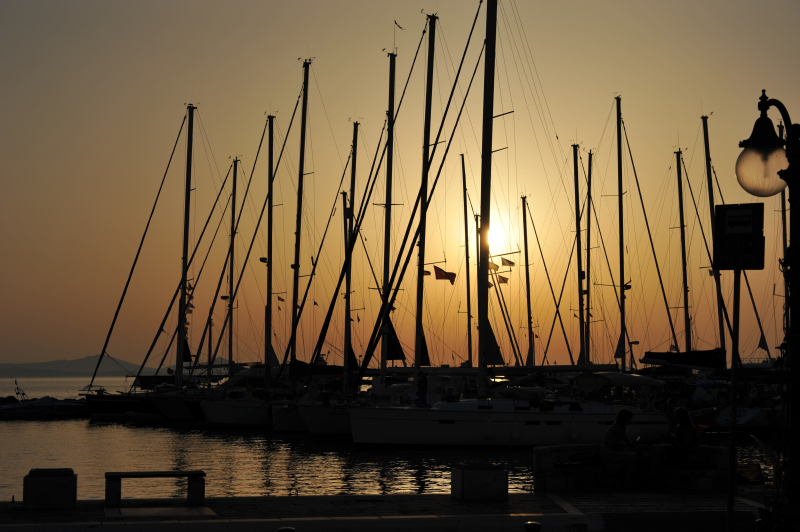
(488, 261, 499, 271)
(394, 20, 404, 30)
(433, 265, 457, 285)
(313, 300, 319, 306)
(277, 296, 285, 302)
(423, 270, 431, 276)
(488, 282, 494, 288)
(502, 257, 515, 267)
(498, 275, 509, 284)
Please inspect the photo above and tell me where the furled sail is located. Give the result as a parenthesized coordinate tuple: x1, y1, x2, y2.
(640, 348, 726, 370)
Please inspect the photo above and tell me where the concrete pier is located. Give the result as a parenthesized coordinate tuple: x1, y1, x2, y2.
(0, 490, 765, 531)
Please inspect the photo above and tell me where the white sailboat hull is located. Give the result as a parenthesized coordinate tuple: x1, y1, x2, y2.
(271, 403, 308, 432)
(297, 404, 352, 435)
(350, 401, 667, 447)
(200, 398, 270, 426)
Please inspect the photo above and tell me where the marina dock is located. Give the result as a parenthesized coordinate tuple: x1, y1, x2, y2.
(0, 490, 766, 531)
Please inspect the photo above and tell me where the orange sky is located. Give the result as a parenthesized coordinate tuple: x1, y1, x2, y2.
(2, 0, 799, 370)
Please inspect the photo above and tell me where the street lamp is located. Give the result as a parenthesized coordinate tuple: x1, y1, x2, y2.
(736, 91, 790, 197)
(737, 90, 799, 497)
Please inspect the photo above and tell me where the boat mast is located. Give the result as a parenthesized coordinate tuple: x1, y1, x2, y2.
(415, 14, 437, 385)
(477, 0, 497, 396)
(381, 52, 396, 384)
(344, 121, 358, 393)
(265, 114, 274, 387)
(290, 60, 311, 366)
(176, 104, 195, 386)
(615, 96, 626, 372)
(229, 157, 237, 379)
(675, 150, 692, 354)
(522, 196, 534, 366)
(573, 144, 586, 364)
(462, 155, 474, 367)
(779, 122, 789, 339)
(585, 150, 593, 364)
(701, 116, 726, 355)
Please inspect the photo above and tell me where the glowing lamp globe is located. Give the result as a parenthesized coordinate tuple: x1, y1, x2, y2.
(735, 115, 788, 197)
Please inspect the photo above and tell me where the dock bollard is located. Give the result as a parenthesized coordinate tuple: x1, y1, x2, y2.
(524, 522, 541, 532)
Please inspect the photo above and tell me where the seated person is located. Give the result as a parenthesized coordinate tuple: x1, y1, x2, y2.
(600, 408, 639, 487)
(667, 407, 698, 462)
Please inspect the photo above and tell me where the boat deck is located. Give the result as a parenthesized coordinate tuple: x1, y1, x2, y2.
(0, 490, 769, 531)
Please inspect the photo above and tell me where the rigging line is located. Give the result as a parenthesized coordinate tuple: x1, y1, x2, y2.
(509, 0, 562, 153)
(216, 148, 353, 373)
(310, 68, 343, 169)
(679, 156, 734, 343)
(196, 111, 226, 184)
(621, 120, 679, 349)
(491, 269, 523, 365)
(89, 114, 186, 389)
(531, 202, 576, 365)
(295, 122, 390, 382)
(359, 231, 382, 298)
(504, 0, 567, 178)
(428, 1, 482, 166)
(356, 42, 485, 379)
(191, 96, 303, 375)
(300, 27, 445, 376)
(522, 198, 570, 361)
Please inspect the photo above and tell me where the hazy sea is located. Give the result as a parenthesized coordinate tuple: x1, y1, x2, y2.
(0, 377, 775, 502)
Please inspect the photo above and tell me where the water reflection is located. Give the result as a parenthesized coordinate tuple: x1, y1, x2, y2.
(1, 418, 540, 500)
(1, 418, 774, 501)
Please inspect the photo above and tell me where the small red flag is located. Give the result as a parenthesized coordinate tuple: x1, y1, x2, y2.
(433, 265, 457, 285)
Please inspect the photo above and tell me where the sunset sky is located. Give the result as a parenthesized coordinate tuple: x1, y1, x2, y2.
(2, 0, 799, 372)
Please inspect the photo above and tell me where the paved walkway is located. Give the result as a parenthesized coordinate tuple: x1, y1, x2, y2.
(0, 490, 766, 531)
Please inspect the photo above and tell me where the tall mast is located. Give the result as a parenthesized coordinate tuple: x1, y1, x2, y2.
(290, 60, 311, 365)
(779, 122, 789, 336)
(176, 104, 195, 386)
(414, 14, 437, 384)
(265, 114, 274, 387)
(522, 196, 534, 366)
(615, 96, 626, 372)
(676, 150, 692, 354)
(462, 155, 474, 367)
(702, 116, 726, 354)
(344, 121, 358, 393)
(229, 157, 237, 378)
(585, 150, 593, 364)
(381, 52, 396, 384)
(477, 0, 497, 395)
(573, 144, 586, 364)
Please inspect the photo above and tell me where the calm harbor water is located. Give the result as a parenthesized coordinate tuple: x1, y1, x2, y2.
(1, 377, 535, 500)
(0, 378, 775, 501)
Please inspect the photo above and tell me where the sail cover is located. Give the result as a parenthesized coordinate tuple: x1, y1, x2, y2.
(485, 325, 505, 366)
(418, 331, 431, 367)
(640, 348, 726, 370)
(267, 343, 281, 368)
(385, 319, 407, 362)
(347, 342, 359, 371)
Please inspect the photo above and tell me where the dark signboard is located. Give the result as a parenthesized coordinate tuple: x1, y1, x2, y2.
(713, 203, 765, 271)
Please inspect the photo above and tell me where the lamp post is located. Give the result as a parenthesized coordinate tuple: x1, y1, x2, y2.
(736, 90, 798, 494)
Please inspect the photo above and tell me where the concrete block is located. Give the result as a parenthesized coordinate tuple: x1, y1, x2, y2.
(23, 469, 77, 509)
(451, 464, 508, 500)
(696, 478, 713, 491)
(545, 475, 566, 492)
(187, 476, 205, 506)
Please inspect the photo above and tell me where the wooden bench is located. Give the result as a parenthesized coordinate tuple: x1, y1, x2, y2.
(104, 471, 206, 507)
